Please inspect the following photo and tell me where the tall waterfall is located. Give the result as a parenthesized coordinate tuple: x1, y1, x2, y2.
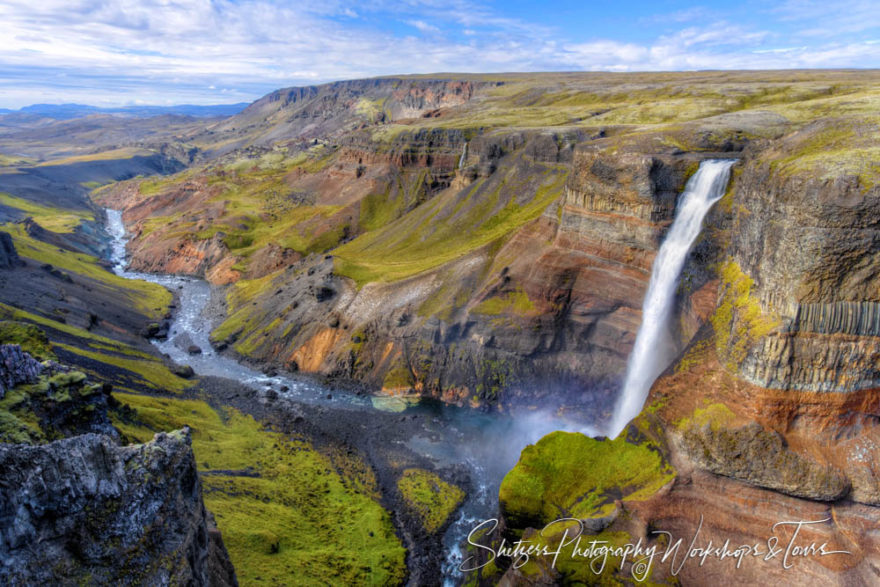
(607, 159, 735, 438)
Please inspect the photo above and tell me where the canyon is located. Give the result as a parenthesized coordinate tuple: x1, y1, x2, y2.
(0, 70, 878, 585)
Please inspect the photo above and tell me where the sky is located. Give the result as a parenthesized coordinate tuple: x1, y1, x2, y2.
(0, 0, 878, 108)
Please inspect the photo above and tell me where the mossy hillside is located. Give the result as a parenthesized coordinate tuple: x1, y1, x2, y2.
(0, 304, 190, 395)
(0, 320, 55, 360)
(334, 157, 568, 286)
(396, 468, 465, 534)
(0, 154, 37, 166)
(710, 260, 779, 371)
(358, 169, 432, 233)
(0, 192, 93, 233)
(499, 431, 675, 533)
(56, 343, 191, 394)
(33, 147, 147, 168)
(114, 393, 406, 586)
(382, 361, 415, 391)
(1, 223, 171, 320)
(210, 271, 280, 348)
(135, 146, 347, 269)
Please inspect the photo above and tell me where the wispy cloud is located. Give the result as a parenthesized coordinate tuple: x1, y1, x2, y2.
(0, 0, 877, 107)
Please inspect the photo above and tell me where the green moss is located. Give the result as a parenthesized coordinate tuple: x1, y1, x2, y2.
(710, 260, 779, 371)
(472, 288, 536, 317)
(499, 431, 675, 532)
(0, 407, 42, 444)
(0, 321, 55, 360)
(382, 362, 414, 390)
(113, 393, 406, 585)
(769, 119, 880, 189)
(675, 403, 736, 432)
(0, 303, 126, 348)
(397, 468, 465, 533)
(211, 272, 279, 349)
(0, 192, 93, 232)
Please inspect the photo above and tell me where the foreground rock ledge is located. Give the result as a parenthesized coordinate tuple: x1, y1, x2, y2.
(0, 428, 237, 586)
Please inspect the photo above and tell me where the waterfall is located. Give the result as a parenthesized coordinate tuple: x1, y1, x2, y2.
(607, 159, 734, 439)
(458, 141, 468, 170)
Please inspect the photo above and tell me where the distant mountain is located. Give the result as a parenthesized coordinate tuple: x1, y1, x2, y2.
(0, 103, 249, 120)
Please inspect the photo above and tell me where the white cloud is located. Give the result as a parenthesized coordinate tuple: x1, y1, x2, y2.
(407, 19, 440, 34)
(0, 0, 876, 108)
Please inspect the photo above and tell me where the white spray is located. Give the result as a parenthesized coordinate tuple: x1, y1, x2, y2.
(607, 159, 734, 438)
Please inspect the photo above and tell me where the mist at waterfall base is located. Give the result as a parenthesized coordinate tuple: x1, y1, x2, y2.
(104, 208, 599, 584)
(608, 159, 735, 439)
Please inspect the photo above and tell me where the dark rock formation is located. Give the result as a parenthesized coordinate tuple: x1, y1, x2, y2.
(0, 428, 237, 586)
(0, 344, 42, 398)
(0, 232, 23, 270)
(678, 421, 850, 501)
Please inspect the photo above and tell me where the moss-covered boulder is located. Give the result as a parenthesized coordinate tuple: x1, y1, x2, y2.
(499, 431, 675, 533)
(397, 468, 465, 534)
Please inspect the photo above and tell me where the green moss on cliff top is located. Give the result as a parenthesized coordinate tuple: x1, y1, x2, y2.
(499, 431, 675, 532)
(767, 117, 880, 189)
(114, 393, 407, 586)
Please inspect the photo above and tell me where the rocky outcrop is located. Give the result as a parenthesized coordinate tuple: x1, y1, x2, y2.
(0, 232, 23, 270)
(127, 231, 233, 283)
(678, 421, 850, 500)
(0, 428, 237, 586)
(0, 343, 42, 398)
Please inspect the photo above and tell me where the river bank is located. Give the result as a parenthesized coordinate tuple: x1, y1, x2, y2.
(104, 207, 591, 585)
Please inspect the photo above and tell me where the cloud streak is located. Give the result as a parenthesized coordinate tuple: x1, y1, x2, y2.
(0, 0, 877, 107)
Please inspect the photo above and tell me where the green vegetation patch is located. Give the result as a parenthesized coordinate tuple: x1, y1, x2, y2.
(211, 271, 280, 350)
(0, 370, 104, 444)
(0, 192, 93, 233)
(499, 431, 675, 531)
(675, 402, 737, 433)
(56, 343, 191, 394)
(0, 320, 55, 360)
(397, 468, 465, 533)
(472, 288, 536, 317)
(710, 260, 779, 371)
(114, 393, 406, 586)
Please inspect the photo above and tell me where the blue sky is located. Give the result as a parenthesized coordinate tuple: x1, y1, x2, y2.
(0, 0, 878, 108)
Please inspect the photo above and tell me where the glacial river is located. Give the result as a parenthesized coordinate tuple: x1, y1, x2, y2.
(104, 208, 590, 585)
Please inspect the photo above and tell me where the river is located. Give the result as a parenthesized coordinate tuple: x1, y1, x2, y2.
(104, 208, 592, 584)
